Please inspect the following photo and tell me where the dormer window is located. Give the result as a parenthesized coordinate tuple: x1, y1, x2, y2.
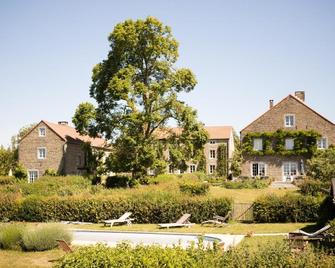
(253, 138, 263, 151)
(39, 127, 46, 137)
(284, 114, 295, 127)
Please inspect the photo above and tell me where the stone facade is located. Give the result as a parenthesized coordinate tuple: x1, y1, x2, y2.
(240, 91, 335, 181)
(18, 120, 107, 182)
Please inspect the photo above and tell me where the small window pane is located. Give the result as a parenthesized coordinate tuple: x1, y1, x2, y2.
(253, 138, 263, 151)
(285, 115, 295, 127)
(210, 150, 216, 159)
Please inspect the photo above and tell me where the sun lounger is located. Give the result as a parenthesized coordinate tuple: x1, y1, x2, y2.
(289, 224, 331, 238)
(56, 239, 73, 253)
(201, 211, 231, 226)
(103, 212, 134, 227)
(158, 213, 194, 229)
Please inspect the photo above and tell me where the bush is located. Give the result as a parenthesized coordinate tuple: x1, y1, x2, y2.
(0, 194, 20, 222)
(43, 168, 58, 176)
(13, 164, 27, 180)
(253, 193, 321, 223)
(56, 240, 335, 268)
(179, 181, 209, 196)
(0, 194, 232, 224)
(105, 175, 137, 188)
(0, 224, 24, 250)
(22, 223, 72, 251)
(297, 178, 330, 196)
(0, 176, 16, 185)
(222, 178, 269, 189)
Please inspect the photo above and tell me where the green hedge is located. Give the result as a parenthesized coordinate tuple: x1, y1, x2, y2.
(0, 194, 232, 224)
(179, 181, 209, 195)
(253, 194, 321, 223)
(56, 241, 335, 268)
(222, 179, 269, 189)
(297, 179, 330, 196)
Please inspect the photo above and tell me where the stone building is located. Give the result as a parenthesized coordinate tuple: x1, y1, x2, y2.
(240, 91, 335, 181)
(18, 120, 107, 182)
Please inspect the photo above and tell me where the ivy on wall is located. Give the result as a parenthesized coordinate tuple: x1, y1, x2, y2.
(217, 143, 228, 177)
(242, 129, 321, 157)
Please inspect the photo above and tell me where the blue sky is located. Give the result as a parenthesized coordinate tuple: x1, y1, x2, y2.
(1, 0, 335, 146)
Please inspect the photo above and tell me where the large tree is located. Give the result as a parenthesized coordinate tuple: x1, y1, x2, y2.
(307, 146, 335, 182)
(73, 17, 208, 179)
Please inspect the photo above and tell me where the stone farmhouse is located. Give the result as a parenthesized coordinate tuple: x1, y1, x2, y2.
(19, 120, 107, 182)
(240, 91, 335, 181)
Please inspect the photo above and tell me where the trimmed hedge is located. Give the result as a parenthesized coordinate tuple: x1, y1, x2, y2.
(222, 179, 269, 189)
(297, 179, 330, 196)
(179, 181, 209, 196)
(253, 194, 321, 223)
(0, 194, 232, 224)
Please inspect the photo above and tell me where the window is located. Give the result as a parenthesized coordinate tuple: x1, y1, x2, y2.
(252, 163, 266, 177)
(209, 140, 216, 144)
(28, 170, 38, 183)
(317, 137, 328, 149)
(37, 148, 46, 159)
(189, 165, 196, 173)
(38, 127, 46, 137)
(169, 165, 174, 174)
(209, 149, 216, 159)
(253, 138, 263, 151)
(283, 162, 298, 181)
(76, 155, 82, 167)
(284, 114, 295, 127)
(285, 138, 294, 150)
(209, 165, 216, 174)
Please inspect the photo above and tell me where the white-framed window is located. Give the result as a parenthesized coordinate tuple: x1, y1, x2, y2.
(285, 138, 294, 150)
(209, 165, 216, 174)
(317, 137, 328, 149)
(189, 164, 196, 173)
(37, 147, 46, 159)
(38, 127, 46, 137)
(251, 163, 266, 177)
(283, 162, 298, 181)
(284, 114, 295, 127)
(209, 149, 216, 159)
(28, 170, 39, 183)
(209, 140, 216, 144)
(253, 138, 263, 151)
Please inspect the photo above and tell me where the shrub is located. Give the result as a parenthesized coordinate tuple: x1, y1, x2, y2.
(0, 224, 24, 250)
(0, 176, 16, 185)
(43, 168, 58, 176)
(222, 178, 269, 189)
(179, 181, 209, 196)
(253, 193, 321, 223)
(13, 164, 27, 180)
(318, 196, 335, 224)
(22, 223, 72, 251)
(105, 175, 134, 188)
(0, 194, 20, 222)
(298, 178, 330, 196)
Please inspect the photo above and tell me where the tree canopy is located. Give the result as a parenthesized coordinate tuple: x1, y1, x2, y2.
(307, 146, 335, 182)
(73, 17, 208, 178)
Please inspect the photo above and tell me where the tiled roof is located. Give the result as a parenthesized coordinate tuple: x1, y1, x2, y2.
(156, 126, 233, 140)
(43, 120, 107, 148)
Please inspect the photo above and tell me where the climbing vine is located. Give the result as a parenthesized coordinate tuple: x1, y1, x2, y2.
(217, 143, 228, 177)
(242, 129, 321, 157)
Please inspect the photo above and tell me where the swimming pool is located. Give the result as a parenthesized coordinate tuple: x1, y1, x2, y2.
(72, 230, 244, 250)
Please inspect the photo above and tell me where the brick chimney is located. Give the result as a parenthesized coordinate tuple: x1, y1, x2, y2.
(269, 99, 274, 109)
(58, 121, 68, 125)
(294, 91, 305, 102)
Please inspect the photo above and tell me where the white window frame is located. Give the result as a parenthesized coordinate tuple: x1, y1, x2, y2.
(209, 165, 216, 174)
(317, 137, 328, 149)
(253, 138, 263, 151)
(285, 138, 294, 150)
(37, 147, 46, 160)
(38, 127, 46, 137)
(189, 164, 196, 173)
(28, 170, 39, 183)
(251, 162, 266, 177)
(209, 149, 216, 159)
(282, 162, 298, 181)
(284, 114, 295, 127)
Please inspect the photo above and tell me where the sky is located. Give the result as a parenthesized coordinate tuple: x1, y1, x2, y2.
(1, 0, 335, 146)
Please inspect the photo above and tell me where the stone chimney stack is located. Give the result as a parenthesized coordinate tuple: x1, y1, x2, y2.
(58, 121, 68, 125)
(294, 91, 305, 102)
(269, 99, 274, 109)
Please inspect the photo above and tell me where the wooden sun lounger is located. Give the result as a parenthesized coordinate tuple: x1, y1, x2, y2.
(56, 239, 73, 253)
(158, 213, 194, 229)
(103, 212, 134, 227)
(201, 211, 231, 226)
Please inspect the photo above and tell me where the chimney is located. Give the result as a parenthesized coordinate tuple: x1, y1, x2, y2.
(269, 99, 274, 109)
(58, 121, 68, 125)
(294, 91, 305, 102)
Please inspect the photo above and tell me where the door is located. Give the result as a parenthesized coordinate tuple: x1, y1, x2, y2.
(282, 162, 298, 182)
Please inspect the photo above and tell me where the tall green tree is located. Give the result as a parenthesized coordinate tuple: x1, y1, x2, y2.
(0, 146, 16, 176)
(73, 17, 208, 179)
(307, 146, 335, 182)
(230, 131, 243, 178)
(217, 143, 228, 177)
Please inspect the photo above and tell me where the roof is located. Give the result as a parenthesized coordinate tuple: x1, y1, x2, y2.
(241, 94, 335, 133)
(156, 126, 233, 140)
(19, 120, 107, 148)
